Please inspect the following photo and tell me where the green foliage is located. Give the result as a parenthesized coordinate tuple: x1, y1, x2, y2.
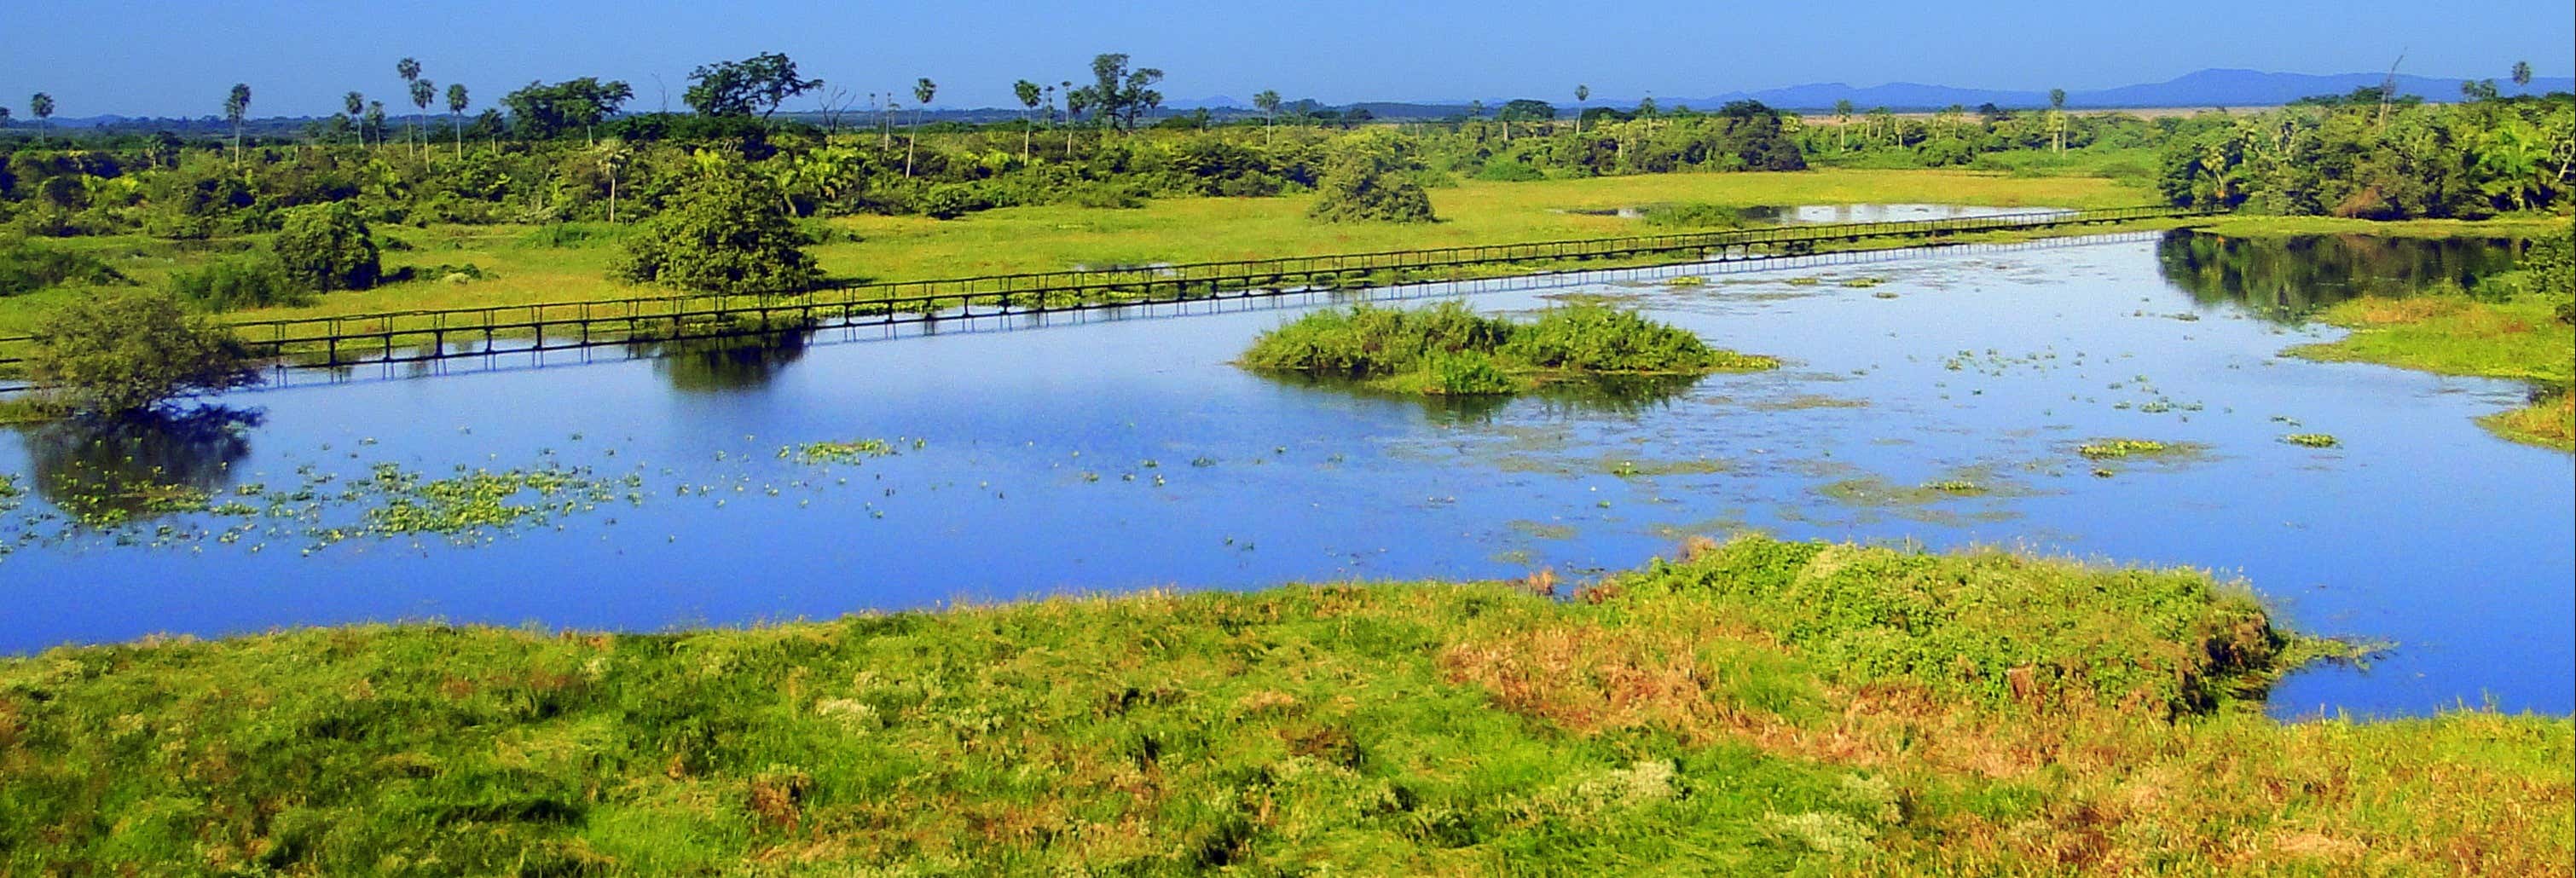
(1242, 302, 1769, 397)
(24, 290, 258, 413)
(501, 78, 634, 141)
(0, 538, 2557, 873)
(269, 202, 380, 292)
(1640, 202, 1756, 228)
(1309, 132, 1437, 223)
(682, 52, 821, 119)
(1618, 535, 2294, 713)
(0, 237, 127, 297)
(1501, 305, 1748, 372)
(170, 253, 307, 310)
(616, 159, 819, 294)
(1473, 160, 1545, 182)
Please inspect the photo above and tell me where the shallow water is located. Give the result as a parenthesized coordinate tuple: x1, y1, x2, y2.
(3, 231, 2566, 719)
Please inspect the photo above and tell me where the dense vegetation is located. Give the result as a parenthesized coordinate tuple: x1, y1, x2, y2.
(1241, 302, 1775, 396)
(3, 535, 2560, 873)
(1790, 84, 2575, 222)
(21, 290, 258, 414)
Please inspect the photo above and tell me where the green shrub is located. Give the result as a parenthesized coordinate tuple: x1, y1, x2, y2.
(1308, 132, 1437, 224)
(0, 238, 129, 297)
(1422, 350, 1520, 396)
(1641, 203, 1755, 229)
(616, 162, 819, 295)
(171, 254, 309, 310)
(26, 290, 260, 413)
(270, 202, 381, 292)
(1502, 305, 1722, 373)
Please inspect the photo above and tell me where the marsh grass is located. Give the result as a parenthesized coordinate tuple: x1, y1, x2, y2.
(2288, 294, 2573, 450)
(3, 535, 2560, 874)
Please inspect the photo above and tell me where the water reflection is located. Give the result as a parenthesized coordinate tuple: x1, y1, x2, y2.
(2156, 231, 2523, 321)
(635, 329, 813, 393)
(14, 407, 260, 522)
(1265, 373, 1704, 423)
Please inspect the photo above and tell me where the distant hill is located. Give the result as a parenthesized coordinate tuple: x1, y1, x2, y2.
(1674, 68, 2575, 112)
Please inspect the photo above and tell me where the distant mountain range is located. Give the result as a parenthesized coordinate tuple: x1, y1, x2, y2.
(1167, 68, 2574, 114)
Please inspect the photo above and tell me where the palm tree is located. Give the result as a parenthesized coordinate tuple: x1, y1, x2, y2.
(2513, 61, 2533, 89)
(593, 139, 633, 222)
(1833, 99, 1854, 150)
(1253, 90, 1281, 146)
(1014, 78, 1041, 164)
(344, 91, 367, 147)
(30, 93, 54, 146)
(1573, 84, 1589, 136)
(223, 84, 252, 167)
(410, 78, 437, 165)
(1061, 81, 1077, 153)
(2048, 88, 2069, 153)
(396, 57, 422, 157)
(906, 78, 935, 177)
(445, 84, 470, 158)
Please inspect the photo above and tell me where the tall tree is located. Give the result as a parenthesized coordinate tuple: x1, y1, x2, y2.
(1061, 81, 1080, 153)
(30, 93, 54, 146)
(1253, 90, 1281, 145)
(409, 78, 437, 164)
(344, 91, 367, 147)
(906, 78, 935, 177)
(223, 84, 252, 167)
(2513, 61, 2533, 89)
(2048, 88, 2069, 153)
(1074, 54, 1163, 133)
(1013, 78, 1042, 164)
(1574, 84, 1590, 136)
(1833, 99, 1854, 150)
(397, 57, 423, 158)
(445, 84, 470, 158)
(683, 52, 822, 121)
(365, 101, 388, 149)
(501, 78, 632, 143)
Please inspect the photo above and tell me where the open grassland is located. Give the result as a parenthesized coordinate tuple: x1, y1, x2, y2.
(3, 535, 2566, 875)
(0, 169, 2149, 338)
(2289, 296, 2575, 450)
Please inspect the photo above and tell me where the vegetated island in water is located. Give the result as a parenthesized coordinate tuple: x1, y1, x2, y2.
(1238, 301, 1778, 396)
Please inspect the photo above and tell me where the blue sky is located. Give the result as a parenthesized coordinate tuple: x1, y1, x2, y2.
(5, 0, 2570, 117)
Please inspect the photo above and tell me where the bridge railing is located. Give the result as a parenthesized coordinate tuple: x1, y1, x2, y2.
(0, 203, 2214, 382)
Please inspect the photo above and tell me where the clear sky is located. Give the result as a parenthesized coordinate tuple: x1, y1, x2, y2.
(5, 0, 2571, 118)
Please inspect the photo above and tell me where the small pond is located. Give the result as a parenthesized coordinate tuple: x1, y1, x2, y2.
(2, 228, 2565, 719)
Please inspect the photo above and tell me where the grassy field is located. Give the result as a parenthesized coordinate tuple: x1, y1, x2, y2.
(0, 169, 2151, 338)
(3, 534, 2563, 874)
(2195, 213, 2573, 240)
(2289, 296, 2575, 449)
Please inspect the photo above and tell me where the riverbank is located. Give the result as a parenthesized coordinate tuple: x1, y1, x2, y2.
(2286, 280, 2575, 451)
(3, 535, 2564, 874)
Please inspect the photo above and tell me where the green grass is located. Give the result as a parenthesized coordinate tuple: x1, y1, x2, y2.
(0, 169, 2149, 338)
(3, 534, 2563, 874)
(1239, 301, 1775, 396)
(2287, 296, 2574, 450)
(2195, 213, 2572, 240)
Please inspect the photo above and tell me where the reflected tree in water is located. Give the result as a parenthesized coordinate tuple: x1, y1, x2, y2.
(14, 407, 260, 523)
(2154, 230, 2525, 321)
(640, 329, 813, 393)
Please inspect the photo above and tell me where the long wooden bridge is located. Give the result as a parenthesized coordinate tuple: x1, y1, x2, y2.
(0, 204, 2214, 389)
